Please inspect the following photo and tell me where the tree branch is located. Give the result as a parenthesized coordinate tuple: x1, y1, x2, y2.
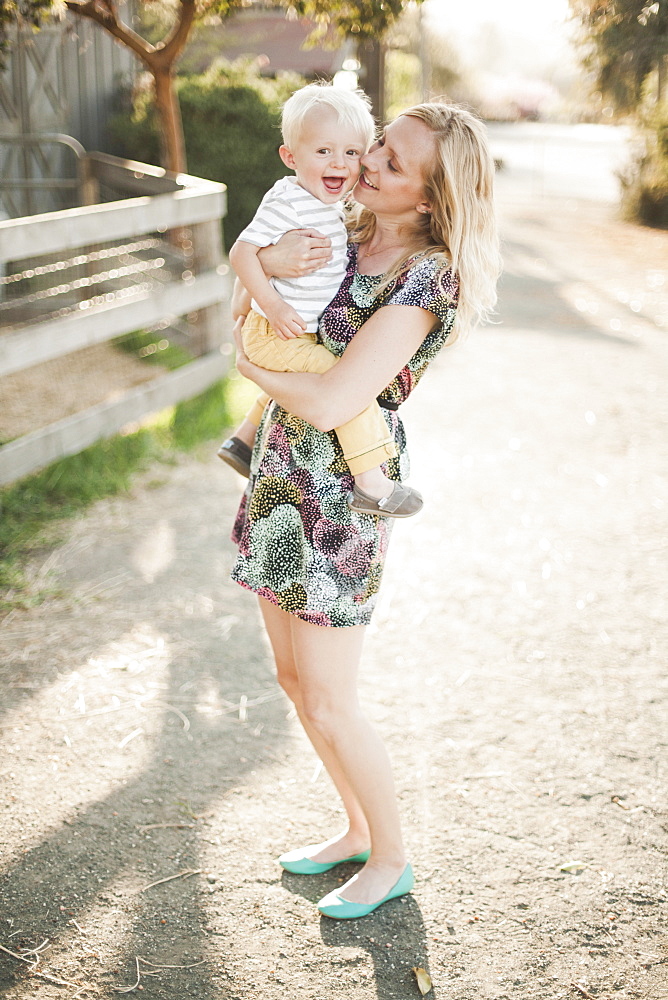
(155, 0, 197, 70)
(64, 0, 156, 67)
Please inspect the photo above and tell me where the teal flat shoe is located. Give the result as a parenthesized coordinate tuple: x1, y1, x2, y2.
(279, 846, 371, 875)
(317, 863, 414, 919)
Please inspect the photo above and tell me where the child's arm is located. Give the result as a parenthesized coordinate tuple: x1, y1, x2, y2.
(229, 240, 307, 341)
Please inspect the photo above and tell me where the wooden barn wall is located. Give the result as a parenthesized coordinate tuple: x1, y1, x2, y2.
(0, 9, 138, 216)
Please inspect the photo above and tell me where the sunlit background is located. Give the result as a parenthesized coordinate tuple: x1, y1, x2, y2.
(423, 0, 578, 119)
(375, 0, 590, 122)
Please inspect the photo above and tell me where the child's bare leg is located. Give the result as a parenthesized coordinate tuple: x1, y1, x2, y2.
(348, 464, 423, 517)
(218, 390, 271, 475)
(229, 417, 257, 448)
(353, 466, 397, 500)
(337, 402, 422, 517)
(218, 417, 257, 474)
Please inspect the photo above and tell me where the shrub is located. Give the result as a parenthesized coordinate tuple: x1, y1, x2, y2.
(619, 101, 668, 229)
(109, 59, 306, 248)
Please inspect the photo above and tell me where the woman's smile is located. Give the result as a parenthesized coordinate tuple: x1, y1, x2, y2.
(358, 171, 378, 191)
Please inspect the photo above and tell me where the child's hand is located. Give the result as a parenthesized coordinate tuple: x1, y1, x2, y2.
(266, 301, 307, 340)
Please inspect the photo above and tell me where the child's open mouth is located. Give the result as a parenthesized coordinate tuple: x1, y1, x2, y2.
(322, 176, 346, 194)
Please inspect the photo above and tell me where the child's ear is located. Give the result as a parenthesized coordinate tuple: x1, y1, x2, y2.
(279, 145, 297, 170)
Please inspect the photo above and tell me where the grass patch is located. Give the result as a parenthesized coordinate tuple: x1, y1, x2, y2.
(0, 372, 257, 611)
(114, 329, 193, 370)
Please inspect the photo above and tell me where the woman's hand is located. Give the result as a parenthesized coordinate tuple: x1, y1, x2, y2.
(231, 277, 251, 322)
(258, 228, 332, 279)
(232, 315, 248, 367)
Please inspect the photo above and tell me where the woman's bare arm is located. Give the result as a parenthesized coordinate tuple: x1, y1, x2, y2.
(234, 304, 436, 431)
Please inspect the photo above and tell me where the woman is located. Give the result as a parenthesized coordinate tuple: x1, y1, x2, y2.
(230, 103, 500, 919)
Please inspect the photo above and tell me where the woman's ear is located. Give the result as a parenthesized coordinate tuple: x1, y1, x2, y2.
(279, 145, 297, 170)
(416, 201, 432, 215)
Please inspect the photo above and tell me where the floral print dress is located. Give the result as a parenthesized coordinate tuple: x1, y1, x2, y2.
(231, 243, 459, 627)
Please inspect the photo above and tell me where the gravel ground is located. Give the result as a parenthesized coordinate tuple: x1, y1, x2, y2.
(0, 171, 666, 1000)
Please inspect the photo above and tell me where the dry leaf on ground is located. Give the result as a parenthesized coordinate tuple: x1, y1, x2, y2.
(412, 966, 433, 995)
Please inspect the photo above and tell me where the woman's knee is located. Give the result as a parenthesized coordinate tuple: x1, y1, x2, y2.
(300, 693, 356, 744)
(275, 660, 300, 703)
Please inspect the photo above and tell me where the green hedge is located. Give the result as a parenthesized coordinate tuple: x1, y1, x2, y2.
(109, 60, 306, 249)
(620, 102, 668, 229)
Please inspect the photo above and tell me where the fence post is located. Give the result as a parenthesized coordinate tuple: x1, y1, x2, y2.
(79, 154, 100, 206)
(190, 218, 229, 356)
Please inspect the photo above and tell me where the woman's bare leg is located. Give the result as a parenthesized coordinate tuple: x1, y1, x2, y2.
(259, 597, 408, 904)
(259, 598, 370, 856)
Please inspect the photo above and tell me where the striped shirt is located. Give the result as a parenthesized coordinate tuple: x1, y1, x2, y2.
(237, 175, 348, 333)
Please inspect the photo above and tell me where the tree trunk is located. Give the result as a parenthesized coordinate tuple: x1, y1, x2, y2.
(357, 38, 385, 121)
(64, 0, 194, 175)
(152, 64, 187, 174)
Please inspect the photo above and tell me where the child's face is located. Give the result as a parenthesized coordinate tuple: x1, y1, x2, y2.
(280, 107, 367, 205)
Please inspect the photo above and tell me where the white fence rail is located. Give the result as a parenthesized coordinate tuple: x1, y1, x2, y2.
(0, 153, 232, 485)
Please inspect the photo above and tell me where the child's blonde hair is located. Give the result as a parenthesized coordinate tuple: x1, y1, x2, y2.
(350, 102, 501, 340)
(281, 82, 375, 151)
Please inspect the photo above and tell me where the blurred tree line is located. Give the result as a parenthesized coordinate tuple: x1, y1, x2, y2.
(2, 1, 426, 243)
(570, 0, 666, 110)
(570, 0, 667, 225)
(1, 0, 423, 174)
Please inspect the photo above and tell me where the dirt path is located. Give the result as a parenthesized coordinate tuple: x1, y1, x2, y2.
(1, 176, 666, 999)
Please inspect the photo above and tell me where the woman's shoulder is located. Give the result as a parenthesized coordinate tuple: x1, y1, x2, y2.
(392, 251, 459, 304)
(403, 250, 453, 279)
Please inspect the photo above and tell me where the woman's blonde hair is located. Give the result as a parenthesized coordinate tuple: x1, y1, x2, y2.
(350, 102, 501, 340)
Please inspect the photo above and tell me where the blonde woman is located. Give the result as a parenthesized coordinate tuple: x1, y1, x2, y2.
(230, 103, 501, 919)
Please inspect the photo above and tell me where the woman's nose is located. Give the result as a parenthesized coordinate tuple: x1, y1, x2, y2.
(360, 146, 378, 170)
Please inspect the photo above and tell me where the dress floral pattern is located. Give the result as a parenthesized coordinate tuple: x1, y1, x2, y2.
(231, 243, 459, 627)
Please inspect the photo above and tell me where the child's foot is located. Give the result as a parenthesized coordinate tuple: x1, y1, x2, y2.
(348, 482, 423, 518)
(217, 419, 256, 476)
(348, 468, 422, 518)
(217, 437, 252, 477)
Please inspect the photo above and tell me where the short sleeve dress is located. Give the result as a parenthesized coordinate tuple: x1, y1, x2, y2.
(231, 243, 459, 627)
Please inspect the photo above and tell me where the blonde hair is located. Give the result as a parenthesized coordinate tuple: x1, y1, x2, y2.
(350, 102, 501, 341)
(281, 83, 375, 152)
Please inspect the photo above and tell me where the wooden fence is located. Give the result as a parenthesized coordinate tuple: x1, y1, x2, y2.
(0, 153, 231, 485)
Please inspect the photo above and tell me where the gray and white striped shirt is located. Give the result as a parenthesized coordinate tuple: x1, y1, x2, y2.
(237, 175, 348, 333)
